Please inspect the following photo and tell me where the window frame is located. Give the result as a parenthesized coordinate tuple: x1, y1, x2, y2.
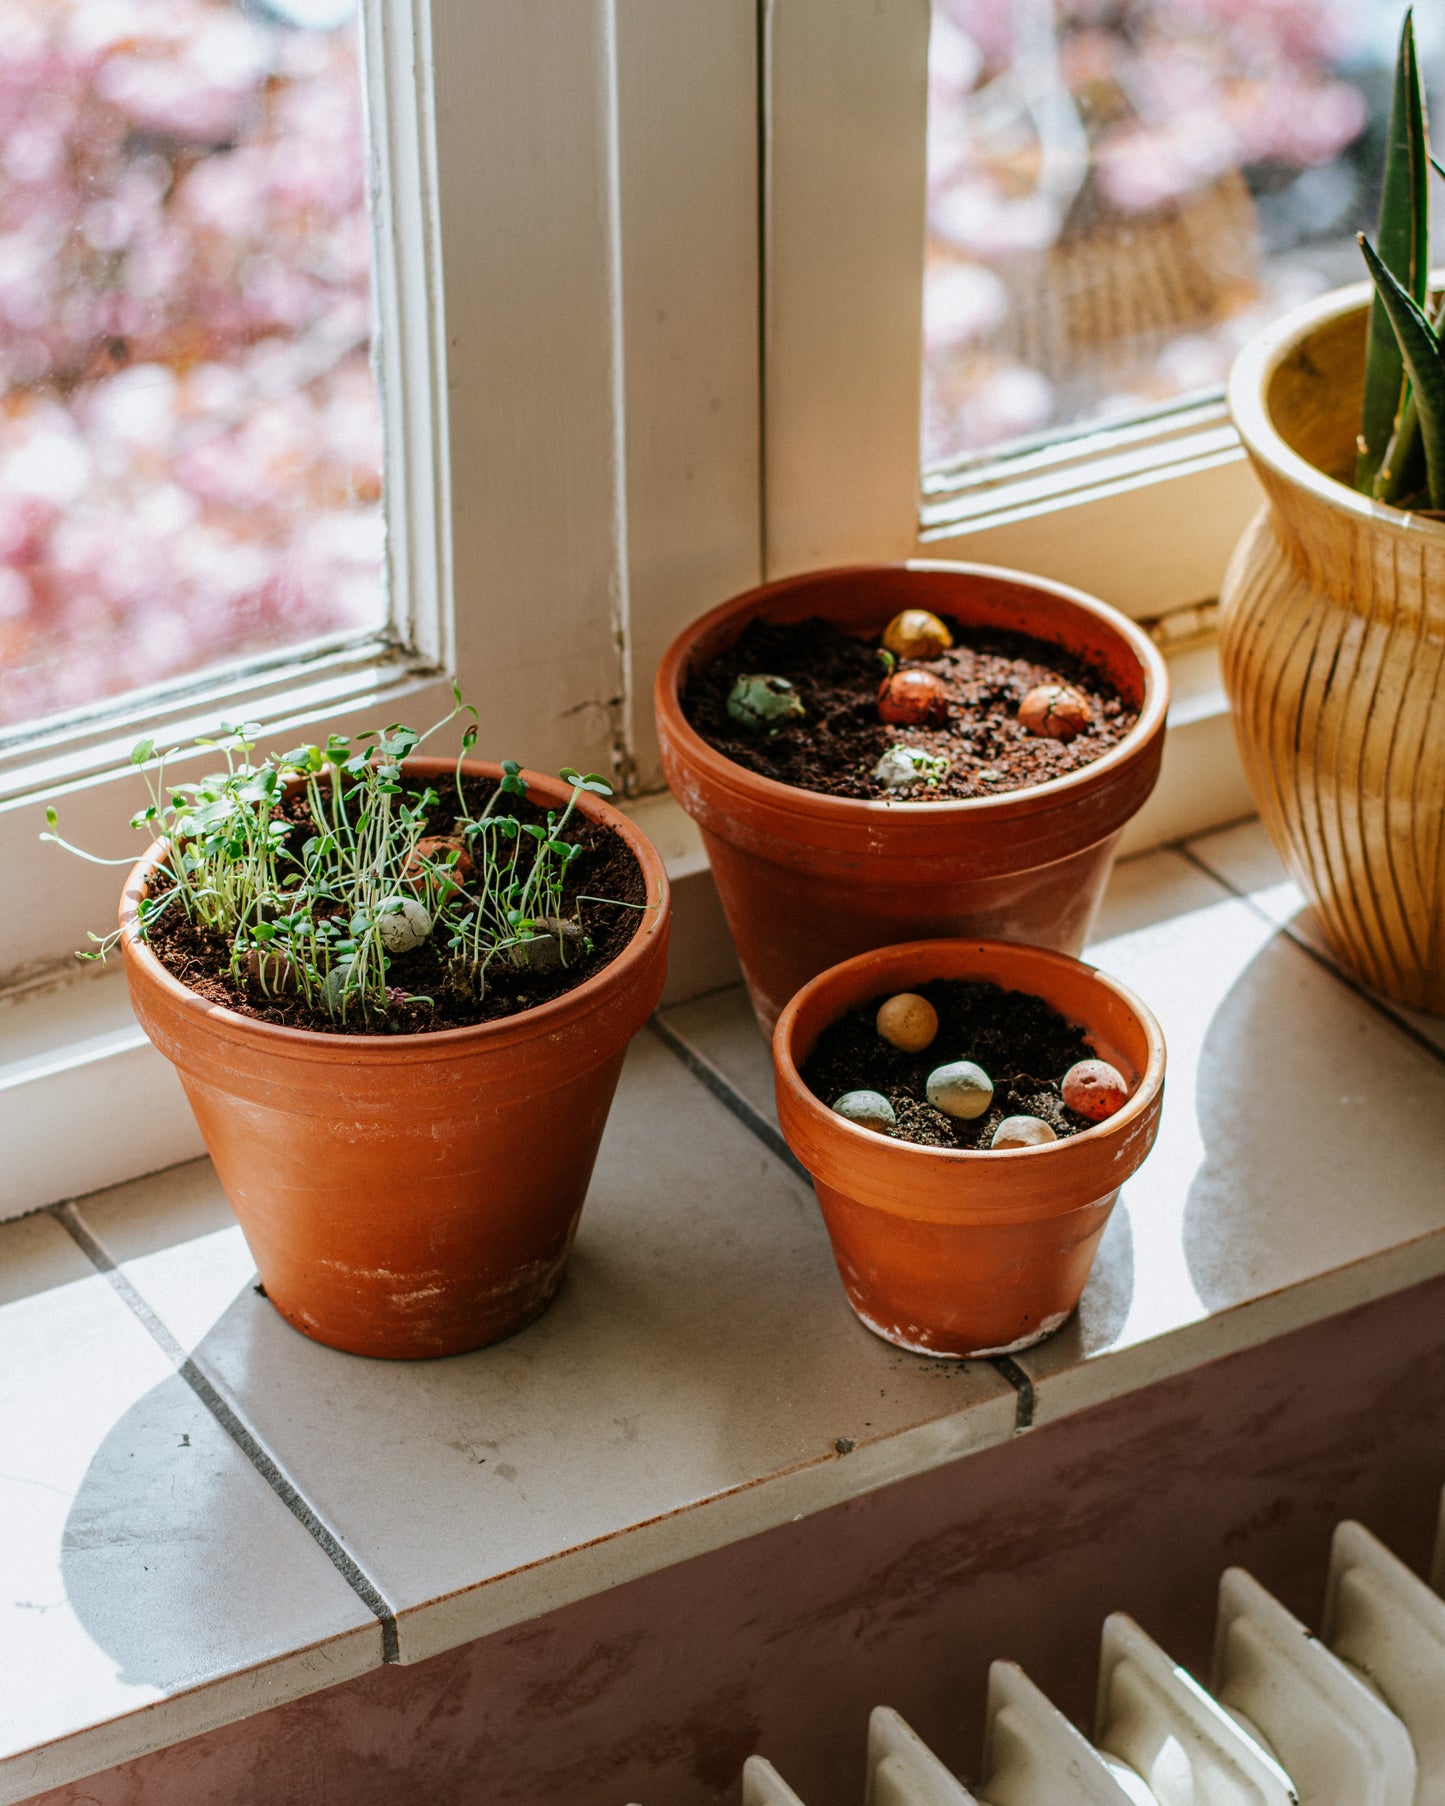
(0, 0, 762, 990)
(760, 0, 1265, 614)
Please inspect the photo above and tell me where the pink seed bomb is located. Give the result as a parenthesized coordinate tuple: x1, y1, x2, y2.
(1061, 1058, 1130, 1122)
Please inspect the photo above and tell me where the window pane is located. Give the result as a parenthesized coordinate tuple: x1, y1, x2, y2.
(0, 0, 382, 730)
(924, 0, 1421, 472)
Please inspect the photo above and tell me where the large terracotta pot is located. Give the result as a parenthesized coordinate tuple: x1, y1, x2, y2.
(655, 563, 1168, 1032)
(1220, 282, 1445, 1012)
(121, 759, 670, 1359)
(773, 939, 1166, 1359)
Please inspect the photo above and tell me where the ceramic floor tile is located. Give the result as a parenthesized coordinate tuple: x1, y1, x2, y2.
(71, 1034, 1019, 1667)
(1015, 847, 1445, 1423)
(657, 983, 777, 1125)
(0, 1213, 379, 1806)
(1185, 817, 1445, 1055)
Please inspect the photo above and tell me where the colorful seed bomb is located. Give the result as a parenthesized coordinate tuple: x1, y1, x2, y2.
(877, 668, 948, 727)
(1061, 1058, 1130, 1122)
(925, 1059, 994, 1120)
(882, 608, 953, 662)
(405, 835, 472, 896)
(873, 745, 950, 791)
(1018, 683, 1092, 742)
(875, 991, 939, 1053)
(832, 1089, 897, 1132)
(244, 947, 298, 995)
(376, 896, 433, 953)
(727, 673, 806, 733)
(990, 1115, 1058, 1150)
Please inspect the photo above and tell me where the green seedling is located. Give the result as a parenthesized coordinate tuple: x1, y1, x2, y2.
(43, 689, 626, 1026)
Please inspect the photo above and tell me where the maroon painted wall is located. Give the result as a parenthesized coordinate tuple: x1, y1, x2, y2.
(32, 1273, 1445, 1806)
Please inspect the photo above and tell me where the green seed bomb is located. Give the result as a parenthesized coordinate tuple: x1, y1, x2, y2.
(832, 1090, 897, 1133)
(726, 673, 806, 733)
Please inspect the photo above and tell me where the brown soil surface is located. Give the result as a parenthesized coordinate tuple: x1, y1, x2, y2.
(141, 775, 646, 1035)
(682, 615, 1138, 800)
(801, 978, 1100, 1149)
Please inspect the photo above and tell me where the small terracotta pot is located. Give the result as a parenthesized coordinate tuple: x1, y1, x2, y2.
(121, 760, 669, 1360)
(655, 563, 1168, 1032)
(773, 939, 1166, 1359)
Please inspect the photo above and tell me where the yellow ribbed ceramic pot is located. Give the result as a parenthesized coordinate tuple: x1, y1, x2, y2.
(1219, 279, 1445, 1013)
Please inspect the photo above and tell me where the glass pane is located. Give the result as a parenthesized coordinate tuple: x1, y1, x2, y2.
(923, 0, 1430, 472)
(0, 0, 383, 730)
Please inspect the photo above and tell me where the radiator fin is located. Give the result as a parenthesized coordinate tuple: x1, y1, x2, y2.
(1323, 1520, 1445, 1800)
(719, 1505, 1445, 1806)
(1213, 1565, 1416, 1804)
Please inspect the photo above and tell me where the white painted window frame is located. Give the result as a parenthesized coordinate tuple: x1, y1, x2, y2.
(761, 0, 1265, 615)
(0, 0, 762, 992)
(760, 0, 1269, 852)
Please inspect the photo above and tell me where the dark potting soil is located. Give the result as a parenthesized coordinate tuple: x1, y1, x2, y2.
(141, 775, 647, 1035)
(801, 978, 1100, 1150)
(682, 615, 1138, 800)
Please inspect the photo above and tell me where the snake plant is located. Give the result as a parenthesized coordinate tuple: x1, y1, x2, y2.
(1356, 10, 1445, 510)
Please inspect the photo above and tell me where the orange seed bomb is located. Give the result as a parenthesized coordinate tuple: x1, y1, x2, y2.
(1019, 683, 1092, 742)
(878, 668, 948, 727)
(1061, 1058, 1130, 1122)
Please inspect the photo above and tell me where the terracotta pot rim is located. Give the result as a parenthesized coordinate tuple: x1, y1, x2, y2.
(119, 758, 670, 1064)
(773, 936, 1166, 1169)
(654, 559, 1169, 822)
(1227, 278, 1445, 541)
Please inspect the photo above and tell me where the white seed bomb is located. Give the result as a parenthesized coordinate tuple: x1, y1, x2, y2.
(990, 1114, 1058, 1150)
(872, 745, 950, 792)
(376, 896, 433, 953)
(925, 1059, 994, 1120)
(832, 1090, 897, 1133)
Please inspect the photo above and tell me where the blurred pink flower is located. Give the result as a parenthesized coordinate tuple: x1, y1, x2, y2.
(0, 0, 382, 728)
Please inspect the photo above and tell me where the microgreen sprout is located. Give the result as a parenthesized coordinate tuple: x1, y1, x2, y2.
(43, 693, 626, 1026)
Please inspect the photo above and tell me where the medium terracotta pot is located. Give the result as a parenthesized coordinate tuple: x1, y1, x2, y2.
(121, 759, 670, 1360)
(773, 939, 1166, 1359)
(655, 563, 1168, 1032)
(1220, 282, 1445, 1012)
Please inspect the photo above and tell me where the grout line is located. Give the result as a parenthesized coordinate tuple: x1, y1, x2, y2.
(647, 1013, 810, 1181)
(50, 1201, 401, 1665)
(989, 1356, 1036, 1431)
(1177, 844, 1445, 1070)
(652, 1008, 1040, 1427)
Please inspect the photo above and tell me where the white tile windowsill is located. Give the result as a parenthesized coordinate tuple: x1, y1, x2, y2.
(5, 816, 1445, 1804)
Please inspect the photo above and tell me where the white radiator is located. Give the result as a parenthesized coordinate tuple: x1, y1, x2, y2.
(725, 1499, 1445, 1806)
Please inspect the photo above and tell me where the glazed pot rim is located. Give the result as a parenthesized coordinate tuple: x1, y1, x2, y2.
(655, 559, 1169, 821)
(772, 936, 1166, 1167)
(119, 757, 670, 1063)
(1227, 277, 1445, 540)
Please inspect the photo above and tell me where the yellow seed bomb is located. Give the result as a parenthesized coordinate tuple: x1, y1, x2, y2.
(875, 992, 939, 1053)
(881, 608, 953, 662)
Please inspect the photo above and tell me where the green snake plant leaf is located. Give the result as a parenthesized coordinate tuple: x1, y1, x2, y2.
(1359, 233, 1445, 510)
(1358, 9, 1429, 493)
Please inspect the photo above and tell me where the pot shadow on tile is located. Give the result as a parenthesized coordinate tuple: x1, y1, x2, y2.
(58, 1030, 1018, 1667)
(57, 1369, 373, 1695)
(1182, 930, 1445, 1311)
